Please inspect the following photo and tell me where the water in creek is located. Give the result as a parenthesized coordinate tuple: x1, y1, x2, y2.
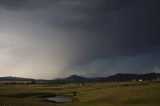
(45, 96, 73, 103)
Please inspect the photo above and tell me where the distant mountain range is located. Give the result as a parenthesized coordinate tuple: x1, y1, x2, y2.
(61, 73, 160, 83)
(63, 75, 90, 83)
(98, 73, 160, 82)
(0, 73, 160, 83)
(0, 76, 34, 81)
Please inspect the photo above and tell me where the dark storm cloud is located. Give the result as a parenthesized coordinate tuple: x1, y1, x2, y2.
(44, 0, 160, 64)
(10, 0, 160, 59)
(82, 0, 160, 56)
(66, 51, 160, 77)
(86, 0, 160, 62)
(0, 0, 160, 78)
(0, 0, 31, 10)
(0, 0, 57, 10)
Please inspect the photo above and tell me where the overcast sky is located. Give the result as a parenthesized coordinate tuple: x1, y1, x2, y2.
(0, 0, 160, 79)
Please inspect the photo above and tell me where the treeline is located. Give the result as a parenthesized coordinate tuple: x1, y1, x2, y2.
(0, 80, 38, 85)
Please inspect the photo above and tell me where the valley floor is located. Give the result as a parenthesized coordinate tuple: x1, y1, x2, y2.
(0, 81, 160, 106)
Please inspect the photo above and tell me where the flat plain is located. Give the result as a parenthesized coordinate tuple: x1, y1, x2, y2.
(0, 81, 160, 106)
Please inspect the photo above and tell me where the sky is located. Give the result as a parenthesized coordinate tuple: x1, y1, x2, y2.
(0, 0, 160, 79)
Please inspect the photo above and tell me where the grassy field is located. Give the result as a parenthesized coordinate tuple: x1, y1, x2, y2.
(0, 81, 160, 106)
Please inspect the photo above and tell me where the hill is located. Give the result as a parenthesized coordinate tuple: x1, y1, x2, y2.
(0, 73, 160, 83)
(99, 73, 160, 82)
(0, 76, 34, 81)
(63, 75, 91, 83)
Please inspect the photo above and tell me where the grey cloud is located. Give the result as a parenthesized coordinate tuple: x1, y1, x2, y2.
(0, 0, 57, 10)
(0, 0, 160, 78)
(43, 0, 160, 63)
(67, 52, 160, 77)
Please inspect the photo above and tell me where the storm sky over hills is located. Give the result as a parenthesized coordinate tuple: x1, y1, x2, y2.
(0, 0, 160, 79)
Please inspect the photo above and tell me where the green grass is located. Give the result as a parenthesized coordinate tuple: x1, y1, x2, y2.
(0, 81, 160, 106)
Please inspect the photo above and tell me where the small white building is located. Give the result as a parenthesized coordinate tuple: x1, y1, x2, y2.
(138, 79, 143, 82)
